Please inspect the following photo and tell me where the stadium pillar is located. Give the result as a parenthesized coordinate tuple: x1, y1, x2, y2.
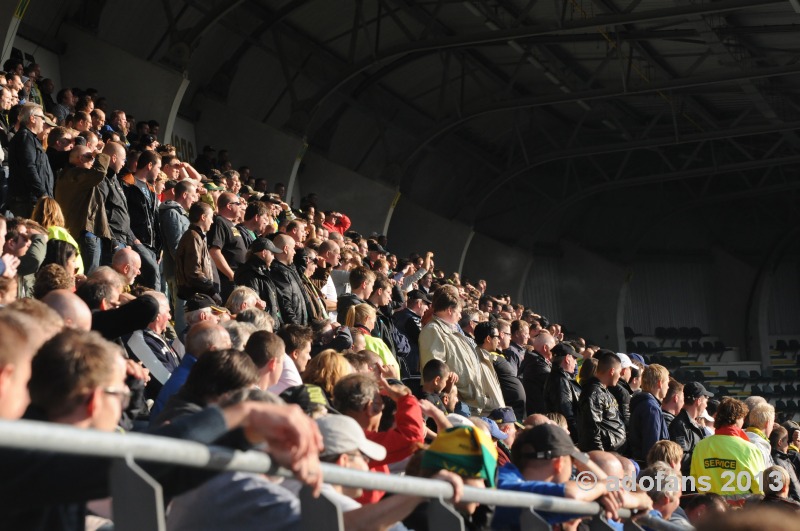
(0, 0, 27, 64)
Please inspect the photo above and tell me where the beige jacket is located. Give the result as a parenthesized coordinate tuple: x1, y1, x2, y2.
(419, 316, 505, 415)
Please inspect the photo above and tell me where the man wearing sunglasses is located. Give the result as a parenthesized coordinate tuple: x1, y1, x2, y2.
(7, 103, 56, 217)
(208, 192, 247, 302)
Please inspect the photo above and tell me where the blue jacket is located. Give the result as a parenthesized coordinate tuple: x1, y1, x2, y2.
(492, 463, 570, 530)
(152, 353, 198, 419)
(628, 391, 670, 462)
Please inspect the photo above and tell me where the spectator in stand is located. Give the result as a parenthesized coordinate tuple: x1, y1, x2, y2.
(123, 150, 161, 288)
(111, 247, 141, 290)
(159, 179, 197, 320)
(757, 465, 800, 513)
(365, 274, 397, 354)
(746, 402, 776, 469)
(45, 126, 74, 177)
(504, 320, 529, 377)
(122, 291, 180, 400)
(344, 303, 399, 377)
(33, 264, 74, 299)
(520, 330, 555, 415)
(224, 285, 264, 316)
(271, 234, 309, 326)
(577, 350, 626, 452)
(153, 349, 258, 426)
(0, 309, 48, 419)
(270, 324, 313, 394)
(151, 320, 232, 418)
(302, 348, 353, 401)
(475, 321, 526, 421)
(208, 192, 247, 301)
(661, 379, 684, 427)
(102, 110, 129, 146)
(321, 210, 351, 236)
(237, 201, 270, 249)
(52, 145, 112, 273)
(683, 494, 728, 526)
(610, 353, 634, 426)
(99, 141, 137, 265)
(32, 196, 85, 275)
(244, 331, 285, 390)
(669, 381, 713, 475)
(176, 201, 220, 302)
(544, 342, 581, 440)
(77, 272, 160, 342)
(493, 423, 652, 529)
(7, 103, 55, 217)
(52, 87, 76, 124)
(333, 372, 425, 505)
(40, 289, 91, 330)
(770, 425, 800, 502)
(420, 285, 504, 416)
(294, 247, 328, 322)
(691, 397, 765, 495)
(628, 363, 671, 464)
(639, 462, 685, 526)
(235, 237, 283, 326)
(392, 288, 430, 376)
(337, 265, 374, 320)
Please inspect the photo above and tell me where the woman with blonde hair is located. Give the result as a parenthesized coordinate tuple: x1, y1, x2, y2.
(345, 303, 400, 378)
(31, 197, 84, 275)
(302, 349, 353, 399)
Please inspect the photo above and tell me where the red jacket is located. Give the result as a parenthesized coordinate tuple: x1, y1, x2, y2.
(321, 214, 351, 235)
(356, 393, 425, 504)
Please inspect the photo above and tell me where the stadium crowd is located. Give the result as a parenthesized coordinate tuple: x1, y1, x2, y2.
(1, 58, 800, 531)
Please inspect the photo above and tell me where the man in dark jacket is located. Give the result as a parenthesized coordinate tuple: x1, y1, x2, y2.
(123, 150, 161, 288)
(270, 234, 309, 325)
(628, 363, 671, 464)
(54, 146, 111, 274)
(336, 265, 374, 320)
(176, 202, 219, 302)
(7, 103, 54, 217)
(235, 237, 283, 327)
(577, 350, 626, 452)
(669, 381, 712, 475)
(520, 331, 555, 415)
(503, 319, 529, 377)
(159, 180, 197, 330)
(610, 353, 634, 426)
(476, 321, 526, 420)
(99, 141, 137, 265)
(392, 289, 430, 376)
(544, 343, 581, 440)
(770, 425, 800, 502)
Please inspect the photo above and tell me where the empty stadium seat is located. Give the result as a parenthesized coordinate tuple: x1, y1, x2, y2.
(689, 327, 703, 340)
(624, 326, 635, 339)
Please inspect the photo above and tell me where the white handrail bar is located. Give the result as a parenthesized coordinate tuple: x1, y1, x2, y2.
(0, 419, 689, 529)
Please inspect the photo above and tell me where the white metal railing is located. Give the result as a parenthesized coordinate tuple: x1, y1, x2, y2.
(0, 419, 688, 531)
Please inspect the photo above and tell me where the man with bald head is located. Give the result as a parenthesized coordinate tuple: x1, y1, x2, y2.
(100, 141, 138, 266)
(151, 321, 231, 418)
(41, 289, 92, 330)
(520, 331, 557, 415)
(208, 192, 247, 302)
(112, 247, 141, 288)
(55, 146, 111, 273)
(270, 234, 309, 325)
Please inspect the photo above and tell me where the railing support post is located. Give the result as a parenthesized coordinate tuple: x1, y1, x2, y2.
(521, 508, 553, 531)
(111, 456, 165, 531)
(428, 497, 465, 531)
(300, 485, 344, 531)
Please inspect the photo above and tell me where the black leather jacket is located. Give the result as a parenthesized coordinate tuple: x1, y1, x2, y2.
(270, 260, 309, 325)
(123, 180, 160, 251)
(544, 366, 581, 440)
(577, 377, 626, 452)
(234, 257, 282, 327)
(669, 409, 707, 475)
(610, 380, 632, 426)
(520, 351, 551, 415)
(8, 127, 54, 203)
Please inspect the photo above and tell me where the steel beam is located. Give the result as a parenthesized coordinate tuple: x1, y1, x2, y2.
(405, 63, 800, 172)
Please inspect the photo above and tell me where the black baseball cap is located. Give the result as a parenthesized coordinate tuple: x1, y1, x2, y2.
(515, 424, 588, 464)
(367, 241, 387, 254)
(684, 381, 714, 400)
(251, 237, 281, 254)
(184, 293, 227, 314)
(407, 289, 432, 304)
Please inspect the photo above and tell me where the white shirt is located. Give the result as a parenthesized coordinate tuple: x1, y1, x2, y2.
(268, 354, 302, 394)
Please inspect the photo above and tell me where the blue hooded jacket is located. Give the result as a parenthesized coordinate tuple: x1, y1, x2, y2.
(628, 391, 670, 462)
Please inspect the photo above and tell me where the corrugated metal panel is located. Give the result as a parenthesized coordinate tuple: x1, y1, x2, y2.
(624, 261, 712, 335)
(522, 255, 562, 322)
(768, 261, 800, 335)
